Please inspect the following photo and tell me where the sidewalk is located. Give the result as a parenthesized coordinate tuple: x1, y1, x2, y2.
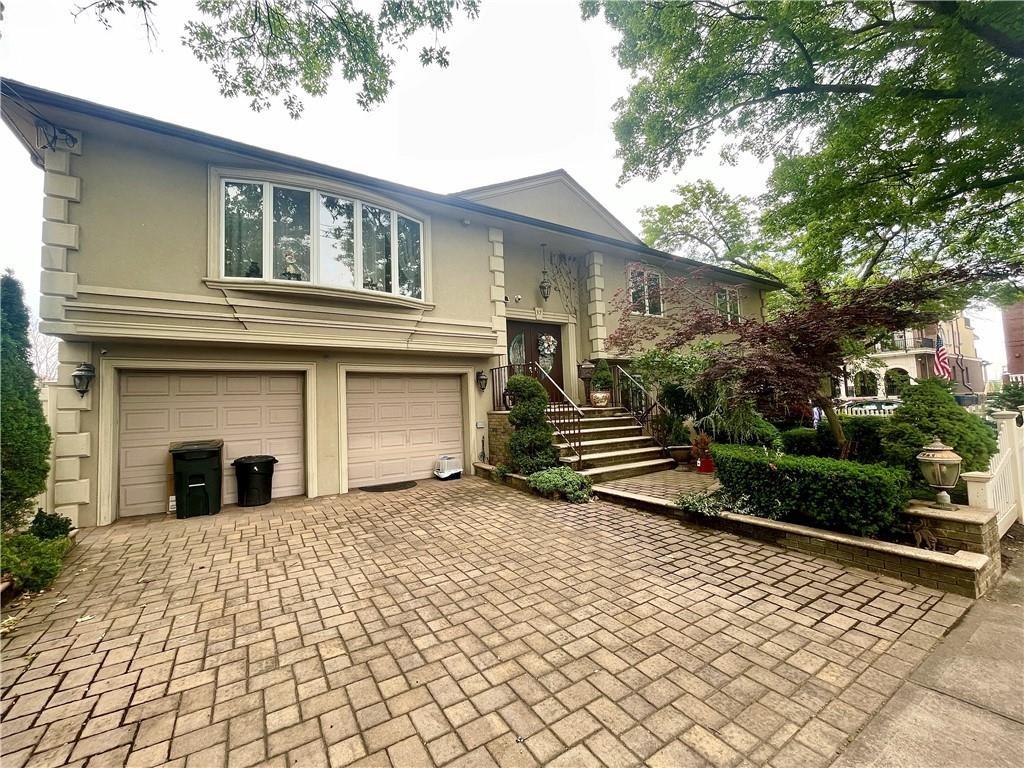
(832, 525, 1024, 768)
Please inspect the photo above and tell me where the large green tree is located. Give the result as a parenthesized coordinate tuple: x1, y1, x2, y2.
(78, 0, 480, 116)
(584, 1, 1024, 283)
(1, 272, 52, 532)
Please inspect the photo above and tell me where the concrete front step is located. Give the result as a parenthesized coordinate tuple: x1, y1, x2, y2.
(562, 425, 645, 441)
(549, 415, 637, 429)
(578, 458, 677, 482)
(554, 435, 655, 456)
(560, 446, 665, 469)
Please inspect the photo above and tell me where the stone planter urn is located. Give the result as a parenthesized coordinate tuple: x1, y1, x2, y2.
(668, 445, 692, 463)
(590, 390, 611, 407)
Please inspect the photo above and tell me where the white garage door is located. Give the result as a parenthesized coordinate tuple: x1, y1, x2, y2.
(347, 374, 463, 487)
(119, 372, 305, 516)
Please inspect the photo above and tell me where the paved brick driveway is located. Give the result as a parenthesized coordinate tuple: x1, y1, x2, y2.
(1, 477, 969, 768)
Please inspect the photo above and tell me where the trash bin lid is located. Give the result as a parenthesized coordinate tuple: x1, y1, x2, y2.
(169, 439, 224, 453)
(231, 455, 279, 466)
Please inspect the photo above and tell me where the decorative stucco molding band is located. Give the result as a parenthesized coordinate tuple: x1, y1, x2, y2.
(586, 251, 607, 358)
(489, 228, 507, 354)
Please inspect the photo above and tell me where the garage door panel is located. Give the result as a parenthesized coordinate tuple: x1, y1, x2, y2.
(267, 405, 302, 426)
(176, 376, 219, 396)
(122, 375, 170, 396)
(176, 408, 218, 430)
(223, 407, 261, 428)
(122, 409, 171, 434)
(267, 375, 301, 394)
(377, 404, 406, 420)
(347, 374, 463, 487)
(119, 372, 305, 517)
(223, 375, 261, 395)
(437, 402, 460, 418)
(377, 378, 406, 394)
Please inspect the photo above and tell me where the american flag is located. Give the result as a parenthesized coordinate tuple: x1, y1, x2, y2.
(934, 335, 953, 380)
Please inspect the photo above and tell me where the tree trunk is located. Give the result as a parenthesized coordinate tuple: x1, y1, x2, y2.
(815, 395, 848, 457)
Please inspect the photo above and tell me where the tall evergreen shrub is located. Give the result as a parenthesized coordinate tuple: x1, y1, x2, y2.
(505, 375, 559, 475)
(1, 272, 52, 532)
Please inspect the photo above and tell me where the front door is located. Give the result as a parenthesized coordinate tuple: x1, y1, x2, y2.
(507, 321, 564, 401)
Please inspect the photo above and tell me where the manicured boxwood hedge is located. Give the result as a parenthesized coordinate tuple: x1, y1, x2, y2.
(711, 444, 911, 538)
(780, 427, 820, 456)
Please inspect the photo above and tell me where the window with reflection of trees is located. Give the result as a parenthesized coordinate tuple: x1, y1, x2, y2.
(221, 179, 423, 299)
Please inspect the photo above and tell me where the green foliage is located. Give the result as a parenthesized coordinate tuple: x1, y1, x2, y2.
(590, 359, 613, 390)
(815, 416, 887, 463)
(880, 379, 998, 484)
(505, 375, 558, 475)
(81, 1, 480, 116)
(781, 428, 821, 456)
(0, 533, 71, 592)
(584, 1, 1024, 286)
(678, 488, 731, 518)
(712, 444, 911, 538)
(2, 273, 52, 533)
(528, 466, 592, 504)
(29, 510, 73, 540)
(722, 414, 782, 452)
(987, 382, 1024, 422)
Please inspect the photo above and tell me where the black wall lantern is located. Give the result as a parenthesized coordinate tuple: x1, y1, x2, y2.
(72, 362, 95, 397)
(476, 370, 488, 392)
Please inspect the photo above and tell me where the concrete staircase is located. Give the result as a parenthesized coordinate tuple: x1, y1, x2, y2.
(549, 406, 675, 483)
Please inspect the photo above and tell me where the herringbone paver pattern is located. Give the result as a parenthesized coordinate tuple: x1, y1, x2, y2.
(0, 477, 969, 767)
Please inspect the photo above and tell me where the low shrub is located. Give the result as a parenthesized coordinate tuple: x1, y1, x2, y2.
(726, 414, 783, 451)
(0, 533, 72, 592)
(29, 509, 73, 540)
(711, 444, 911, 538)
(814, 416, 887, 462)
(528, 466, 592, 503)
(505, 375, 558, 475)
(780, 427, 820, 456)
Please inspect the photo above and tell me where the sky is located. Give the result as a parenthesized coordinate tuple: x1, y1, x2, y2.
(0, 0, 1008, 377)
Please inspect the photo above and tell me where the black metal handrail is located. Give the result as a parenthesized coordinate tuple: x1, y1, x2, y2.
(614, 365, 670, 450)
(530, 363, 584, 467)
(488, 360, 583, 467)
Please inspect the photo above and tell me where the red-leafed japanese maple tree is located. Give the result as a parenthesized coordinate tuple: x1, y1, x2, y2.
(609, 261, 1019, 452)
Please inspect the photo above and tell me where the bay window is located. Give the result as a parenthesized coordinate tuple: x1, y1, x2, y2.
(220, 178, 424, 299)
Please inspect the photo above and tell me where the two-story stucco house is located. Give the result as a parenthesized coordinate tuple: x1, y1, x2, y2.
(2, 80, 776, 528)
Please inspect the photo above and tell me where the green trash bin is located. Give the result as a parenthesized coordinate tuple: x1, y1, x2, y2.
(169, 439, 223, 519)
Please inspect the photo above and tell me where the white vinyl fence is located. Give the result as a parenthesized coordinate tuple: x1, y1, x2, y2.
(843, 406, 896, 417)
(963, 409, 1024, 538)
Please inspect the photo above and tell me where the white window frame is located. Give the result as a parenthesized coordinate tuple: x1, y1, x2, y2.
(627, 265, 664, 317)
(715, 286, 742, 325)
(213, 169, 429, 302)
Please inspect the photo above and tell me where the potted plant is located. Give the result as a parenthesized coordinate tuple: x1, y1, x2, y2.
(589, 359, 613, 407)
(693, 432, 715, 473)
(666, 416, 695, 464)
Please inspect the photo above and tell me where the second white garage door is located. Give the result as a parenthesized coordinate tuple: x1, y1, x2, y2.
(346, 374, 463, 487)
(119, 372, 305, 516)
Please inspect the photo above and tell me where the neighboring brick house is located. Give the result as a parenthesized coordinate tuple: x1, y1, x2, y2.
(2, 79, 776, 527)
(1003, 301, 1024, 381)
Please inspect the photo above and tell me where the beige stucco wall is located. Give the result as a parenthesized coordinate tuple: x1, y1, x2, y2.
(600, 251, 766, 354)
(462, 178, 634, 242)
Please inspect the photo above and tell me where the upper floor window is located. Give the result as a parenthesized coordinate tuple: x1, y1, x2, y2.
(715, 286, 741, 325)
(628, 266, 663, 316)
(221, 178, 424, 300)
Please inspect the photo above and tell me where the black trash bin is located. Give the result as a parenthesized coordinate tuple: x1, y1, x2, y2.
(169, 439, 223, 519)
(232, 455, 278, 507)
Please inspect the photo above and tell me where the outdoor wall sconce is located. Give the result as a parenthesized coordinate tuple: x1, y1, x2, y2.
(476, 370, 489, 392)
(72, 362, 95, 397)
(916, 437, 963, 509)
(538, 243, 553, 302)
